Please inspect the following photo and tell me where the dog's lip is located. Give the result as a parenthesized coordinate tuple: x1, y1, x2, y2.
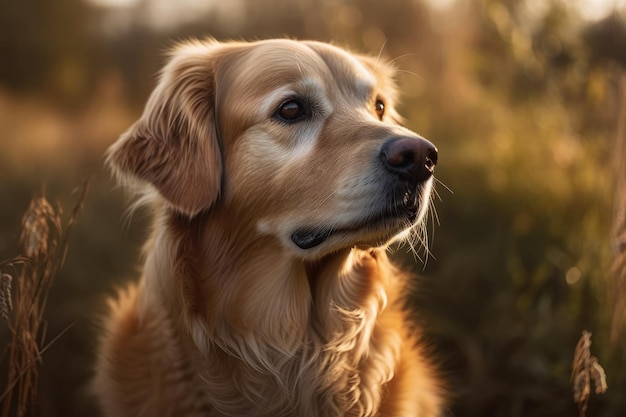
(291, 197, 419, 250)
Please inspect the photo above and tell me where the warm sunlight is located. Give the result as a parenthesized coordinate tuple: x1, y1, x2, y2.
(578, 0, 626, 20)
(2, 0, 624, 415)
(425, 0, 625, 20)
(88, 0, 140, 8)
(89, 0, 626, 28)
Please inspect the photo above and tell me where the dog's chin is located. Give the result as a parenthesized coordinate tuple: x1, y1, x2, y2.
(291, 202, 421, 253)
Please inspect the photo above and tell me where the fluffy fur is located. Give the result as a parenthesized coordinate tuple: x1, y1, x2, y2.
(95, 38, 444, 417)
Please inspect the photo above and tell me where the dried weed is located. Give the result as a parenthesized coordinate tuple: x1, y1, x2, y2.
(0, 181, 88, 417)
(571, 331, 608, 417)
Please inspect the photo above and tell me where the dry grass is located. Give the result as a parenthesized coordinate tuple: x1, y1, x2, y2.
(0, 181, 88, 417)
(571, 331, 608, 417)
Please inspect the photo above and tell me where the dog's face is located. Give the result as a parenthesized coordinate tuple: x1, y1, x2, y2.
(108, 39, 437, 259)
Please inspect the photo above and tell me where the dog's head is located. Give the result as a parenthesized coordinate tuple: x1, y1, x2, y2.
(108, 39, 437, 259)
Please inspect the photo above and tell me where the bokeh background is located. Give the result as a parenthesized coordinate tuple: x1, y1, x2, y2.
(1, 0, 625, 416)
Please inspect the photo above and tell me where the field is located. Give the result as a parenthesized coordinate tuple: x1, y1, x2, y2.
(1, 0, 625, 416)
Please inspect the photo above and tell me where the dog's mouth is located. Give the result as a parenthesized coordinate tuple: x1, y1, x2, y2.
(291, 190, 421, 250)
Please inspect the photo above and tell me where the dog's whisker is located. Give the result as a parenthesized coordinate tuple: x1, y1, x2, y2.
(376, 39, 388, 64)
(394, 68, 424, 82)
(387, 53, 417, 66)
(431, 186, 443, 203)
(434, 177, 453, 195)
(429, 193, 441, 227)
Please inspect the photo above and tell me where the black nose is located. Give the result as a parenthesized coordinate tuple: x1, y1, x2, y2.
(380, 136, 438, 183)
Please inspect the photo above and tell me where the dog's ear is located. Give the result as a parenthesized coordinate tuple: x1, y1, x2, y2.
(107, 42, 225, 216)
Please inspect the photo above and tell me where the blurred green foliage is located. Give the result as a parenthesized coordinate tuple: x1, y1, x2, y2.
(0, 0, 624, 416)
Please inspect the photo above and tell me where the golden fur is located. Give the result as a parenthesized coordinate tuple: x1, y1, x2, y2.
(95, 38, 444, 417)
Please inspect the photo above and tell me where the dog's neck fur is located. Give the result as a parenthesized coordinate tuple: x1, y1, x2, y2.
(141, 205, 404, 416)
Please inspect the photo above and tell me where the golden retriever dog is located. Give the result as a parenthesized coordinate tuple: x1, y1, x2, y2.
(95, 38, 444, 417)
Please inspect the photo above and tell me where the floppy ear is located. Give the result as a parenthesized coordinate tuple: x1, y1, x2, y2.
(107, 41, 224, 216)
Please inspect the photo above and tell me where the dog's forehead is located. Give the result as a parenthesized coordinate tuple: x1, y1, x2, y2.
(231, 40, 382, 98)
(303, 41, 379, 90)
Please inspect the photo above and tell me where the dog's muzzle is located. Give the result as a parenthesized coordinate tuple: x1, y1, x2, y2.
(291, 136, 438, 251)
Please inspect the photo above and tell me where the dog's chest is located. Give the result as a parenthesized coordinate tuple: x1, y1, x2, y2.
(190, 321, 399, 417)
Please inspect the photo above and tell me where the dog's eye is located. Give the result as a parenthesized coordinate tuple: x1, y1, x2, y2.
(375, 99, 385, 120)
(275, 99, 308, 123)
